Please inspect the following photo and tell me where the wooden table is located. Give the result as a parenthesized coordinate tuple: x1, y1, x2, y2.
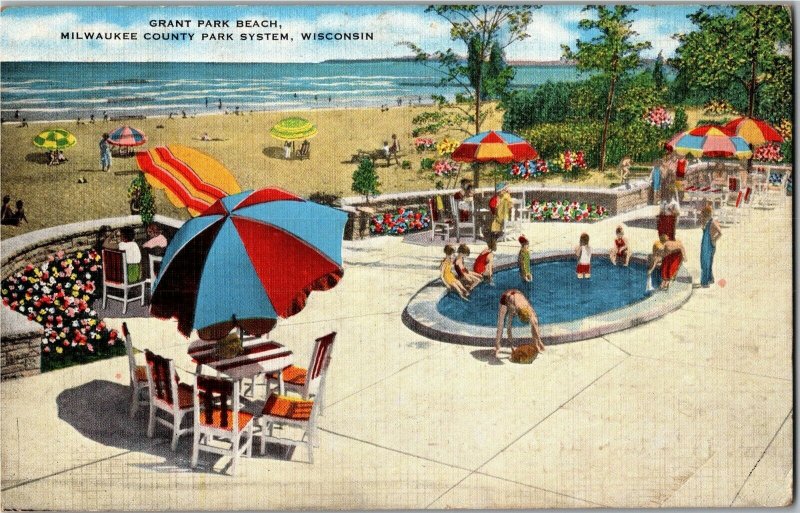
(187, 337, 294, 393)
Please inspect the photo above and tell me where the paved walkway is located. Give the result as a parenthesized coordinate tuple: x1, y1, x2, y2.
(1, 200, 793, 509)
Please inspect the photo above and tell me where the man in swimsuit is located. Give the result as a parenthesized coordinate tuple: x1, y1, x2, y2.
(495, 289, 544, 358)
(609, 225, 631, 266)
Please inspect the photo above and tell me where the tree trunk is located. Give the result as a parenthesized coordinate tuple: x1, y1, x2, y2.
(747, 21, 761, 117)
(599, 76, 617, 172)
(473, 67, 483, 187)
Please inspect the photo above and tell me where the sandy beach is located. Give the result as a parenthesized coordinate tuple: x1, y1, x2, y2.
(0, 105, 489, 236)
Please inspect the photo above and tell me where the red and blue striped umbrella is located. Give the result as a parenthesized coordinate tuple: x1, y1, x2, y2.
(150, 187, 347, 340)
(451, 130, 538, 164)
(107, 125, 147, 147)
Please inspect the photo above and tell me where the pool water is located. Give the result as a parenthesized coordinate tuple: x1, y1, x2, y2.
(437, 258, 658, 326)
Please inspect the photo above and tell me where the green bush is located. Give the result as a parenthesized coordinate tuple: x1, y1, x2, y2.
(502, 81, 575, 132)
(128, 173, 155, 225)
(673, 107, 688, 133)
(695, 118, 733, 128)
(420, 157, 435, 170)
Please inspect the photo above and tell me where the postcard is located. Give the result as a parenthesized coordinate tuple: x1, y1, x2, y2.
(0, 2, 793, 510)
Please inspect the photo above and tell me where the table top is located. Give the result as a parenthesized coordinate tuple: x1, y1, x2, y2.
(187, 337, 293, 381)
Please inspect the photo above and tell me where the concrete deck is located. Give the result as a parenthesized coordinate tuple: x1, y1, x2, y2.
(1, 200, 793, 509)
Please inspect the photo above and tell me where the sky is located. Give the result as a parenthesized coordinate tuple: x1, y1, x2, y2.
(0, 4, 703, 63)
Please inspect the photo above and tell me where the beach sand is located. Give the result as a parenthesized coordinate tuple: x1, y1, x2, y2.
(1, 104, 617, 237)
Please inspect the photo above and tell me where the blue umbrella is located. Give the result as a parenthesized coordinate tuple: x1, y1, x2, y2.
(150, 188, 347, 340)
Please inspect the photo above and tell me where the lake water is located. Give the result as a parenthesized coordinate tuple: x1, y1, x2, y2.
(1, 60, 584, 121)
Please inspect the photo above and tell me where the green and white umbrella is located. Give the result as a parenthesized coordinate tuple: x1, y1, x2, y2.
(269, 117, 318, 141)
(33, 129, 77, 150)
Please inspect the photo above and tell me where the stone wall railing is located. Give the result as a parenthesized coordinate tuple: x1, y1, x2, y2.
(341, 182, 652, 239)
(0, 215, 185, 380)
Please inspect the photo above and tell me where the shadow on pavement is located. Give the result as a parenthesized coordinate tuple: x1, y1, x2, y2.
(56, 380, 294, 475)
(470, 348, 504, 366)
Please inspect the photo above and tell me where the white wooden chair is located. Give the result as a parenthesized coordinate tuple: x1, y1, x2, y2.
(102, 249, 145, 314)
(259, 333, 335, 463)
(191, 375, 255, 476)
(121, 322, 149, 418)
(717, 190, 744, 225)
(449, 195, 476, 242)
(428, 197, 453, 241)
(262, 332, 336, 415)
(145, 350, 194, 451)
(145, 254, 163, 296)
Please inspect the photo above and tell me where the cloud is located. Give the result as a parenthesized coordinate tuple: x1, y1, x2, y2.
(506, 10, 573, 61)
(631, 16, 691, 58)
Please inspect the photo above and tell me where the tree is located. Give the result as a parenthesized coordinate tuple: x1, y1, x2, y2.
(351, 158, 380, 203)
(670, 6, 792, 118)
(652, 51, 666, 91)
(562, 6, 651, 171)
(404, 6, 536, 187)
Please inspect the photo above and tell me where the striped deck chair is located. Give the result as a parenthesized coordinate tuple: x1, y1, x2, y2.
(191, 375, 254, 476)
(259, 332, 335, 464)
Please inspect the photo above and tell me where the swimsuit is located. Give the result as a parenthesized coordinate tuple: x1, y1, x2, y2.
(614, 238, 627, 258)
(441, 259, 458, 287)
(661, 251, 682, 280)
(453, 258, 468, 279)
(577, 245, 591, 274)
(474, 250, 490, 274)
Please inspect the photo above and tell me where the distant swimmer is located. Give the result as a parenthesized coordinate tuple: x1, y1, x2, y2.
(218, 99, 222, 109)
(14, 110, 19, 119)
(205, 97, 209, 107)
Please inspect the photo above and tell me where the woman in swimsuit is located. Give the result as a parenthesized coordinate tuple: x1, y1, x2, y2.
(609, 225, 631, 266)
(495, 289, 544, 358)
(440, 244, 469, 300)
(473, 240, 496, 281)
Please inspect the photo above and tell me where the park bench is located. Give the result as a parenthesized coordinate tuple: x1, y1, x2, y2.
(349, 149, 407, 167)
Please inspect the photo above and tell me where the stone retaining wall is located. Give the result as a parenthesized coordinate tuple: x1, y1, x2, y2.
(0, 215, 184, 380)
(342, 182, 652, 239)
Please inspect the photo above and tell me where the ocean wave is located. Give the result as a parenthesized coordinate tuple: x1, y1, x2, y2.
(1, 107, 71, 113)
(1, 85, 149, 94)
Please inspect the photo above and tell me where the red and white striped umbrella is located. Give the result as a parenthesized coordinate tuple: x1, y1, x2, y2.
(107, 125, 147, 147)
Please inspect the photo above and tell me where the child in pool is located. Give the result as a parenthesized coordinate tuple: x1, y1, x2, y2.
(453, 244, 482, 290)
(575, 232, 592, 278)
(518, 235, 532, 282)
(473, 240, 496, 282)
(609, 225, 631, 266)
(440, 244, 469, 300)
(495, 289, 544, 358)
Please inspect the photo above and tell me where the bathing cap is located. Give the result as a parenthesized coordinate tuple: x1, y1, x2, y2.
(518, 235, 529, 245)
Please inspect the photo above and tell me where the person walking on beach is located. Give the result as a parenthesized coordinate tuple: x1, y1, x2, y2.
(14, 110, 19, 119)
(99, 133, 112, 172)
(388, 134, 400, 165)
(90, 114, 95, 124)
(103, 111, 108, 122)
(699, 205, 722, 288)
(495, 289, 544, 358)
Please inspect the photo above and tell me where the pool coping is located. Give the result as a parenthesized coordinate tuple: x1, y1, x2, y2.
(401, 250, 693, 346)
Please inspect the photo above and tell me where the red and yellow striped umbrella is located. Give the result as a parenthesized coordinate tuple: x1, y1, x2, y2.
(136, 145, 241, 216)
(723, 117, 783, 147)
(451, 130, 538, 164)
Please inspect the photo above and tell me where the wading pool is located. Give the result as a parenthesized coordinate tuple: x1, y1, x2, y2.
(403, 252, 692, 346)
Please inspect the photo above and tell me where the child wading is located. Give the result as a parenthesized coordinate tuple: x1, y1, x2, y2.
(575, 233, 592, 278)
(518, 235, 532, 282)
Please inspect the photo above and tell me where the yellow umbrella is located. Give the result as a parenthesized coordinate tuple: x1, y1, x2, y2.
(269, 117, 318, 141)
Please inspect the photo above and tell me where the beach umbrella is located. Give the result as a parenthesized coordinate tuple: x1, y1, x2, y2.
(665, 125, 752, 159)
(723, 117, 784, 147)
(136, 145, 241, 217)
(451, 130, 538, 164)
(32, 129, 76, 150)
(150, 187, 347, 340)
(107, 125, 148, 147)
(269, 117, 318, 141)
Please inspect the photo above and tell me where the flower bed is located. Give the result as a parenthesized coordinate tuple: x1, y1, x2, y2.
(370, 207, 432, 235)
(506, 150, 586, 181)
(644, 106, 673, 129)
(528, 200, 608, 222)
(1, 249, 123, 372)
(754, 143, 782, 163)
(414, 137, 436, 152)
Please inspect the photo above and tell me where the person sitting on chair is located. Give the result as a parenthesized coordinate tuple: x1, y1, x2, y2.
(118, 227, 142, 283)
(48, 150, 59, 166)
(57, 150, 67, 163)
(142, 223, 168, 256)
